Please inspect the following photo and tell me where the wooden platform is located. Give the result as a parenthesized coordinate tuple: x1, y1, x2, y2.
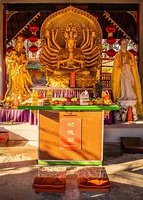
(120, 137, 143, 153)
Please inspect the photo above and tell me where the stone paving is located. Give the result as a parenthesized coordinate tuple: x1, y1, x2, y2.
(0, 141, 143, 200)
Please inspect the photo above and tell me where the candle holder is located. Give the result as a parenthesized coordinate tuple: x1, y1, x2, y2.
(65, 96, 73, 105)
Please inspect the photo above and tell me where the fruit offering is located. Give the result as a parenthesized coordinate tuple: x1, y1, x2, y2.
(92, 97, 103, 105)
(102, 90, 113, 105)
(103, 98, 113, 105)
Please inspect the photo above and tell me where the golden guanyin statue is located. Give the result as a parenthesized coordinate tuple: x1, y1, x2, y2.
(5, 36, 32, 104)
(39, 6, 102, 87)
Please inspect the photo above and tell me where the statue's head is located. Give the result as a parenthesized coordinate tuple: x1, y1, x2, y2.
(62, 22, 80, 48)
(14, 36, 24, 52)
(121, 38, 128, 52)
(121, 39, 128, 45)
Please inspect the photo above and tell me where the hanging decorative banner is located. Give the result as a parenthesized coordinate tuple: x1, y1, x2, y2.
(70, 72, 76, 87)
(60, 118, 81, 150)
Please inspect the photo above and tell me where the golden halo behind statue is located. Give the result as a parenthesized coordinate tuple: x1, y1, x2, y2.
(40, 5, 102, 47)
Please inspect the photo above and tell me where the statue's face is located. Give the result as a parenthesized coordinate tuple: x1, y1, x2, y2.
(15, 42, 23, 52)
(67, 39, 75, 49)
(121, 39, 128, 51)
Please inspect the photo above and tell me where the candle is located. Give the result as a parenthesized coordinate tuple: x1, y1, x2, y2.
(96, 69, 100, 81)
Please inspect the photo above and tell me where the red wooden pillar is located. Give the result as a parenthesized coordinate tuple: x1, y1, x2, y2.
(2, 4, 7, 98)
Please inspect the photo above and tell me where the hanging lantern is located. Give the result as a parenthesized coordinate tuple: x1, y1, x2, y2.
(29, 45, 38, 53)
(28, 34, 38, 43)
(106, 24, 116, 37)
(29, 25, 39, 33)
(6, 46, 14, 53)
(129, 49, 137, 56)
(105, 24, 116, 59)
(106, 49, 116, 58)
(106, 24, 116, 33)
(106, 37, 116, 45)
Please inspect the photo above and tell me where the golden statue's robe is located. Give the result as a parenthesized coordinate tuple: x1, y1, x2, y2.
(111, 50, 143, 116)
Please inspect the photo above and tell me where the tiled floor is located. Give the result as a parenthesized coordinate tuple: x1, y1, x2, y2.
(0, 119, 143, 199)
(0, 141, 143, 200)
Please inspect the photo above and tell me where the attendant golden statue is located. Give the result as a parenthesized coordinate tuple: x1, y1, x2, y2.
(111, 39, 143, 117)
(40, 6, 102, 87)
(5, 36, 32, 104)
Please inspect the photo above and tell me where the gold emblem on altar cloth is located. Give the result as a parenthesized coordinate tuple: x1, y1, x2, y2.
(39, 6, 102, 87)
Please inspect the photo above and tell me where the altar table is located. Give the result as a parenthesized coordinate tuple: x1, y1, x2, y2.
(18, 104, 119, 165)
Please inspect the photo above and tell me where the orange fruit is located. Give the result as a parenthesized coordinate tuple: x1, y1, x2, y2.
(89, 101, 93, 106)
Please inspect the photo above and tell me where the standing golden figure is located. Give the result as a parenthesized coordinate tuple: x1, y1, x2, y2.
(39, 6, 102, 88)
(111, 39, 143, 117)
(5, 36, 32, 104)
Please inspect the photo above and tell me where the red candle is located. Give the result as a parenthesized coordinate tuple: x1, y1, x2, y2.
(127, 106, 133, 122)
